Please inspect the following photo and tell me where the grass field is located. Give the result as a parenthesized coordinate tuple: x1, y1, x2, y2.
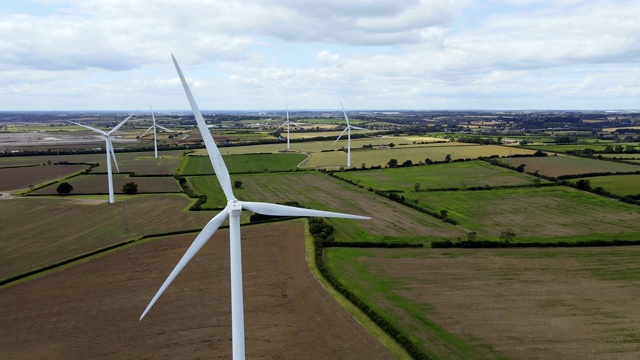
(30, 174, 181, 195)
(570, 174, 640, 196)
(333, 160, 544, 191)
(411, 186, 640, 241)
(179, 153, 308, 175)
(500, 155, 640, 177)
(325, 246, 640, 359)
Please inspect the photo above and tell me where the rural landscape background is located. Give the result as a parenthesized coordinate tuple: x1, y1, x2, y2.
(2, 109, 640, 359)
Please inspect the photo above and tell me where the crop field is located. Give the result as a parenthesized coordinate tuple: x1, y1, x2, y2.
(89, 150, 184, 174)
(186, 175, 226, 208)
(500, 155, 640, 177)
(0, 195, 213, 281)
(411, 186, 640, 241)
(180, 153, 308, 175)
(231, 171, 466, 243)
(0, 164, 88, 191)
(30, 174, 180, 195)
(303, 144, 538, 169)
(571, 174, 640, 196)
(334, 160, 544, 192)
(0, 222, 394, 359)
(325, 246, 640, 359)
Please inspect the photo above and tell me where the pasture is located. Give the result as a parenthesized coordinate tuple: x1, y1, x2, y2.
(334, 160, 544, 192)
(571, 174, 640, 196)
(0, 222, 393, 359)
(29, 174, 181, 195)
(325, 246, 640, 359)
(0, 195, 213, 281)
(179, 153, 308, 175)
(90, 150, 184, 175)
(411, 186, 640, 241)
(500, 155, 640, 177)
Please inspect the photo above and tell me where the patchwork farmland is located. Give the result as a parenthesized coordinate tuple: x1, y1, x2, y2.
(2, 128, 640, 359)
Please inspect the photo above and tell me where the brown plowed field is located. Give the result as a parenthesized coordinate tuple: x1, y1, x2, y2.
(0, 165, 88, 191)
(0, 221, 393, 359)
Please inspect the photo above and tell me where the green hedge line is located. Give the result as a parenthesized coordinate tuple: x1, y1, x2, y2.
(309, 218, 431, 359)
(432, 239, 640, 249)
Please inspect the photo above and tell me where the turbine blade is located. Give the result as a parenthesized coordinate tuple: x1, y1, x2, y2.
(274, 122, 285, 132)
(242, 201, 370, 220)
(172, 54, 235, 201)
(67, 120, 106, 135)
(109, 111, 137, 134)
(108, 137, 120, 173)
(340, 102, 350, 126)
(331, 128, 348, 147)
(351, 126, 366, 130)
(150, 104, 156, 126)
(140, 126, 153, 137)
(155, 125, 174, 132)
(140, 209, 230, 320)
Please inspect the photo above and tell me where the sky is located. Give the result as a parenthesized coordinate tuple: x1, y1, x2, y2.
(0, 0, 639, 111)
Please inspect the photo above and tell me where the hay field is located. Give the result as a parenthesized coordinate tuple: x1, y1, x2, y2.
(0, 195, 212, 281)
(500, 155, 640, 177)
(571, 174, 640, 196)
(0, 165, 88, 191)
(326, 246, 640, 359)
(0, 222, 393, 359)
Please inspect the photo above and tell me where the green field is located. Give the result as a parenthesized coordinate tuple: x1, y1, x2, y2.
(411, 186, 640, 241)
(500, 155, 640, 177)
(334, 160, 543, 191)
(325, 246, 640, 359)
(570, 174, 640, 196)
(179, 153, 308, 175)
(90, 150, 184, 175)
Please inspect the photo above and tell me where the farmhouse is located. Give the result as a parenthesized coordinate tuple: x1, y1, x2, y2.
(501, 138, 520, 145)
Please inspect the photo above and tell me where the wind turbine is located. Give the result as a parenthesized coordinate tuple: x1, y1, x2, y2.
(273, 105, 299, 151)
(332, 103, 366, 167)
(139, 55, 370, 360)
(140, 105, 174, 158)
(67, 112, 135, 204)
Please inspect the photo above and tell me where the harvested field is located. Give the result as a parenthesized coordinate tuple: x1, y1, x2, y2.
(500, 155, 640, 177)
(325, 246, 640, 359)
(0, 164, 88, 191)
(0, 222, 394, 359)
(30, 174, 180, 195)
(0, 195, 213, 280)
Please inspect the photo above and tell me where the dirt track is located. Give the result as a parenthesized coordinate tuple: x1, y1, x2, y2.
(0, 221, 393, 359)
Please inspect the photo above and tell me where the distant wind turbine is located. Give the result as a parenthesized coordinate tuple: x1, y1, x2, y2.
(273, 105, 299, 151)
(139, 55, 370, 360)
(332, 103, 366, 167)
(140, 105, 174, 158)
(68, 112, 136, 204)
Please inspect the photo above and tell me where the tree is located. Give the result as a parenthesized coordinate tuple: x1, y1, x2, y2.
(576, 179, 591, 191)
(516, 164, 526, 172)
(440, 209, 448, 221)
(56, 182, 73, 196)
(500, 228, 517, 243)
(414, 183, 421, 192)
(122, 182, 138, 194)
(234, 180, 243, 189)
(444, 154, 452, 162)
(387, 158, 398, 168)
(402, 159, 413, 167)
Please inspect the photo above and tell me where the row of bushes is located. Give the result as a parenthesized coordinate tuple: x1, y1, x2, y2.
(432, 239, 640, 249)
(308, 218, 430, 359)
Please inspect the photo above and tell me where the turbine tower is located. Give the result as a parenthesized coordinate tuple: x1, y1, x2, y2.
(332, 103, 366, 167)
(140, 105, 174, 158)
(140, 55, 370, 360)
(273, 105, 299, 151)
(68, 112, 135, 204)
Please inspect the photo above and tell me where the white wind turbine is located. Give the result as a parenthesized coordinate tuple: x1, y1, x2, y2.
(67, 112, 136, 204)
(273, 105, 299, 151)
(140, 55, 370, 360)
(140, 105, 174, 158)
(332, 103, 366, 167)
